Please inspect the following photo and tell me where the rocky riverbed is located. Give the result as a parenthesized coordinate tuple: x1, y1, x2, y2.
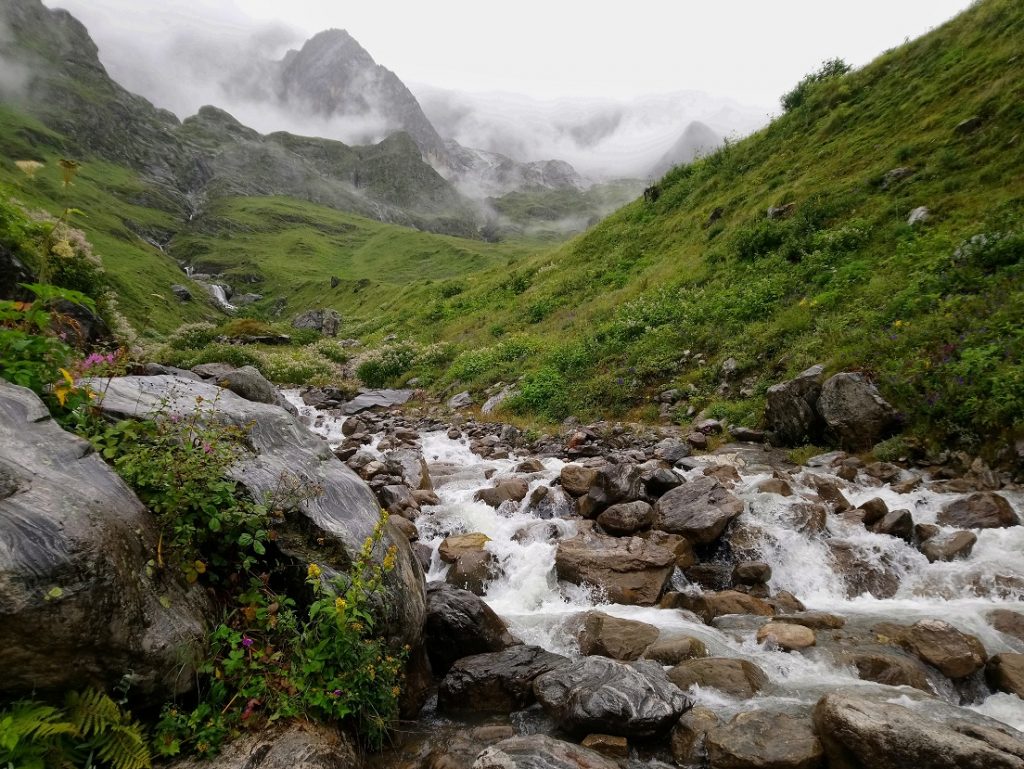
(281, 383, 1024, 769)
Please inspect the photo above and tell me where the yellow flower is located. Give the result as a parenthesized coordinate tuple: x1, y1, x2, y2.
(307, 563, 322, 579)
(334, 597, 347, 613)
(391, 686, 401, 697)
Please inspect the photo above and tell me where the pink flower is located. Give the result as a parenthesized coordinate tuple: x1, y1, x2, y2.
(202, 442, 213, 454)
(241, 635, 253, 648)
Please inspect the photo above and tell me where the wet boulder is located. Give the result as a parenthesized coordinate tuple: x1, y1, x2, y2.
(835, 649, 932, 692)
(474, 735, 619, 769)
(828, 540, 900, 599)
(577, 612, 660, 660)
(986, 653, 1024, 698)
(596, 500, 654, 536)
(705, 711, 824, 769)
(0, 381, 211, 704)
(764, 365, 825, 446)
(757, 622, 816, 651)
(165, 721, 357, 769)
(653, 476, 745, 544)
(424, 583, 517, 674)
(438, 645, 569, 713)
(385, 449, 433, 491)
(475, 478, 529, 508)
(533, 656, 691, 738)
(555, 527, 675, 605)
(642, 636, 709, 665)
(882, 619, 988, 679)
(560, 464, 602, 497)
(667, 657, 769, 699)
(670, 707, 720, 767)
(989, 609, 1024, 644)
(919, 530, 977, 562)
(813, 692, 1024, 769)
(440, 533, 496, 595)
(939, 493, 1020, 529)
(817, 372, 898, 451)
(664, 589, 774, 624)
(868, 509, 914, 541)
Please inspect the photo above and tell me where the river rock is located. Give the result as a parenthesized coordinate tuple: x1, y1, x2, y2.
(379, 484, 418, 517)
(764, 364, 825, 446)
(868, 509, 914, 541)
(756, 478, 793, 496)
(987, 653, 1024, 698)
(829, 540, 900, 599)
(939, 492, 1020, 529)
(438, 645, 569, 713)
(89, 375, 425, 650)
(705, 711, 824, 769)
(291, 308, 340, 336)
(989, 609, 1024, 643)
(645, 467, 683, 496)
(0, 381, 211, 703)
(757, 622, 816, 651)
(388, 514, 418, 541)
(919, 530, 977, 562)
(642, 636, 708, 665)
(475, 478, 529, 508)
(525, 485, 574, 519)
(424, 582, 517, 674)
(341, 388, 413, 414)
(818, 372, 898, 450)
(670, 707, 720, 766)
(165, 721, 357, 769)
(596, 500, 654, 535)
(774, 612, 845, 630)
(653, 476, 745, 544)
(385, 449, 433, 491)
(448, 391, 473, 409)
(441, 534, 496, 595)
(533, 656, 691, 737)
(577, 612, 660, 660)
(473, 735, 619, 769)
(555, 528, 675, 605)
(734, 561, 772, 585)
(561, 464, 602, 497)
(835, 649, 932, 691)
(858, 497, 889, 525)
(665, 589, 775, 624)
(813, 692, 1024, 769)
(667, 657, 769, 699)
(883, 619, 988, 679)
(579, 734, 628, 759)
(482, 385, 517, 416)
(214, 364, 277, 405)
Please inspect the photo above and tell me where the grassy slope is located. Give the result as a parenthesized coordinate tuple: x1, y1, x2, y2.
(350, 0, 1023, 449)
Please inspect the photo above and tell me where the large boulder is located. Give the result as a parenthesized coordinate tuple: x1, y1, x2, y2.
(555, 527, 675, 605)
(938, 493, 1020, 529)
(705, 711, 824, 769)
(474, 735, 619, 769)
(165, 721, 357, 769)
(424, 582, 518, 674)
(214, 365, 277, 404)
(664, 589, 774, 623)
(0, 381, 210, 703)
(438, 645, 569, 713)
(882, 619, 988, 679)
(292, 308, 340, 336)
(533, 656, 691, 738)
(817, 372, 898, 450)
(813, 692, 1024, 769)
(88, 375, 425, 651)
(596, 501, 654, 536)
(986, 653, 1024, 698)
(577, 612, 660, 660)
(653, 476, 745, 544)
(385, 449, 433, 491)
(667, 657, 770, 699)
(475, 478, 530, 508)
(764, 365, 825, 446)
(919, 529, 977, 562)
(341, 389, 414, 415)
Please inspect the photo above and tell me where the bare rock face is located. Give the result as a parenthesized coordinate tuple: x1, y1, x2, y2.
(764, 365, 825, 446)
(473, 735, 619, 769)
(667, 657, 769, 699)
(577, 612, 660, 660)
(0, 381, 211, 704)
(533, 656, 691, 738)
(813, 692, 1024, 769)
(89, 375, 426, 651)
(705, 711, 824, 769)
(424, 582, 518, 674)
(939, 493, 1020, 529)
(817, 372, 899, 450)
(653, 476, 745, 544)
(438, 645, 569, 713)
(555, 527, 675, 605)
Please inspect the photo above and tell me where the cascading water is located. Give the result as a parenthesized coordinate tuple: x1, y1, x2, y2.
(207, 283, 236, 312)
(283, 390, 1024, 732)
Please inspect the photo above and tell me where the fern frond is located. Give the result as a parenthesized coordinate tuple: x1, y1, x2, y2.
(95, 723, 152, 769)
(64, 689, 120, 737)
(4, 702, 78, 741)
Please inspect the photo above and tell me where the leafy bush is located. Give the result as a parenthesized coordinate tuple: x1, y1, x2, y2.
(219, 318, 276, 338)
(781, 58, 852, 112)
(506, 367, 570, 421)
(356, 343, 417, 387)
(0, 689, 151, 769)
(165, 322, 218, 350)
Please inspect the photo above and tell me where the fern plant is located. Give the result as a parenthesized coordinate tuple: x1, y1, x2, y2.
(0, 689, 151, 769)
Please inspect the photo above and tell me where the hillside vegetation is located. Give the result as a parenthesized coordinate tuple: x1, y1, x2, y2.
(332, 0, 1023, 452)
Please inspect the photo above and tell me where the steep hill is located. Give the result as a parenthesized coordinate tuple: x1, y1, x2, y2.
(333, 0, 1024, 453)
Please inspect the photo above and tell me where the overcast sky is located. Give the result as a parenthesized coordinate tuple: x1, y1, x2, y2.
(50, 0, 972, 109)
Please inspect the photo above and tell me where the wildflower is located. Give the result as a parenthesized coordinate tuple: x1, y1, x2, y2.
(307, 563, 322, 579)
(242, 635, 253, 648)
(333, 689, 342, 697)
(391, 686, 401, 697)
(334, 597, 347, 613)
(202, 442, 213, 454)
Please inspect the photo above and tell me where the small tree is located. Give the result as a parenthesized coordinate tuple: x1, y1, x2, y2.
(781, 58, 852, 112)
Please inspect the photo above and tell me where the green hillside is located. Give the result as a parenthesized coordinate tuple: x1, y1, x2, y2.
(335, 0, 1024, 451)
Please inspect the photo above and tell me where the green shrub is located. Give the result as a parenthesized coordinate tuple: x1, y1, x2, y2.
(781, 58, 852, 112)
(220, 318, 275, 338)
(356, 343, 417, 387)
(166, 322, 218, 351)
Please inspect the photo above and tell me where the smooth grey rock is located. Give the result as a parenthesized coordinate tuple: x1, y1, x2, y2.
(448, 391, 473, 409)
(818, 372, 898, 450)
(424, 582, 518, 674)
(342, 388, 414, 414)
(215, 365, 278, 405)
(555, 528, 675, 605)
(474, 735, 619, 769)
(907, 206, 931, 226)
(438, 645, 569, 713)
(170, 283, 192, 301)
(764, 365, 825, 446)
(88, 376, 425, 650)
(292, 308, 341, 336)
(482, 385, 517, 415)
(0, 380, 210, 703)
(653, 476, 744, 544)
(533, 656, 691, 737)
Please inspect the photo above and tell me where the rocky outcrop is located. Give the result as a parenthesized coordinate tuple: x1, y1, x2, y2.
(438, 645, 569, 713)
(817, 372, 898, 450)
(705, 711, 824, 769)
(813, 692, 1024, 769)
(165, 721, 357, 769)
(555, 527, 675, 605)
(667, 657, 769, 699)
(0, 380, 210, 703)
(533, 656, 691, 738)
(341, 389, 415, 414)
(473, 735, 619, 769)
(291, 308, 341, 336)
(89, 375, 425, 650)
(939, 493, 1020, 529)
(653, 476, 745, 544)
(424, 582, 518, 674)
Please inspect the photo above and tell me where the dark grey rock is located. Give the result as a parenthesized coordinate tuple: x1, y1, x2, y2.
(818, 373, 898, 450)
(424, 582, 517, 674)
(438, 645, 568, 713)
